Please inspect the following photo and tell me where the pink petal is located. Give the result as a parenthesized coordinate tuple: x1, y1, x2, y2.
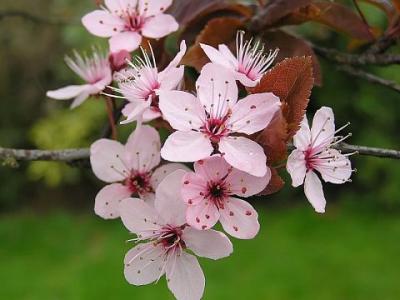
(311, 106, 335, 148)
(139, 0, 172, 16)
(181, 172, 208, 206)
(315, 149, 352, 184)
(125, 125, 161, 172)
(94, 183, 132, 219)
(46, 85, 89, 100)
(161, 40, 187, 72)
(142, 108, 162, 122)
(120, 198, 162, 234)
(304, 171, 326, 213)
(90, 139, 129, 183)
(161, 131, 213, 162)
(158, 66, 185, 91)
(233, 71, 259, 87)
(182, 227, 233, 260)
(82, 10, 124, 37)
(229, 92, 281, 135)
(196, 63, 238, 114)
(139, 192, 155, 207)
(186, 198, 220, 230)
(219, 136, 267, 177)
(151, 163, 190, 190)
(227, 166, 270, 197)
(293, 115, 312, 151)
(200, 44, 232, 69)
(92, 73, 113, 91)
(158, 90, 205, 131)
(219, 197, 260, 239)
(193, 155, 232, 182)
(105, 0, 138, 13)
(142, 14, 179, 39)
(124, 242, 165, 286)
(109, 31, 142, 53)
(166, 252, 205, 300)
(155, 170, 188, 226)
(218, 44, 237, 65)
(286, 149, 307, 187)
(121, 101, 150, 124)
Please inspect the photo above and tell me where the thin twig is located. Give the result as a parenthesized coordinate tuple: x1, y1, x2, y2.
(0, 10, 69, 26)
(104, 97, 118, 140)
(1, 143, 399, 165)
(338, 65, 400, 94)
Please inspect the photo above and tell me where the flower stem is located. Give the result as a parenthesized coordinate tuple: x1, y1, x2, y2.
(104, 96, 118, 140)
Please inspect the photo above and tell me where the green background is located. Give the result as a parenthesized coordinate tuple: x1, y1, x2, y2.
(0, 0, 399, 299)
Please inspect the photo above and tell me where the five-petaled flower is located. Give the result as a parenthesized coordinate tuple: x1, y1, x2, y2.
(120, 170, 233, 300)
(47, 48, 112, 108)
(90, 125, 188, 219)
(286, 107, 354, 213)
(182, 156, 270, 239)
(113, 41, 186, 124)
(82, 0, 179, 53)
(159, 63, 280, 177)
(200, 31, 279, 87)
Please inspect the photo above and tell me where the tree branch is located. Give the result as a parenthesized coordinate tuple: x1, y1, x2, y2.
(1, 142, 399, 165)
(337, 65, 400, 94)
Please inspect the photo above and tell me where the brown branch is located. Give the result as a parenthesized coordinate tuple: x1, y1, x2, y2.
(338, 65, 400, 94)
(104, 97, 118, 140)
(0, 10, 69, 26)
(1, 142, 399, 165)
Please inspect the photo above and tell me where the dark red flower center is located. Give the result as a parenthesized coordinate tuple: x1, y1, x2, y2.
(160, 226, 186, 250)
(206, 181, 229, 209)
(125, 171, 153, 196)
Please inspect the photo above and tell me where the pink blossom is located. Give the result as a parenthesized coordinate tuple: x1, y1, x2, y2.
(200, 31, 278, 87)
(82, 0, 179, 53)
(158, 63, 280, 177)
(120, 170, 233, 300)
(181, 156, 269, 239)
(286, 107, 354, 213)
(46, 48, 112, 108)
(90, 125, 188, 219)
(109, 49, 131, 73)
(113, 41, 186, 124)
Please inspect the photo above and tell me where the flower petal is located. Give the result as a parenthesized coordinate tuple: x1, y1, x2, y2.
(219, 136, 267, 177)
(293, 115, 312, 151)
(155, 170, 188, 226)
(142, 14, 179, 39)
(124, 242, 165, 286)
(181, 172, 208, 206)
(233, 71, 259, 88)
(196, 63, 238, 115)
(151, 163, 190, 190)
(229, 92, 281, 135)
(193, 155, 232, 182)
(219, 197, 260, 239)
(139, 0, 173, 16)
(105, 0, 138, 13)
(121, 101, 150, 124)
(158, 66, 185, 91)
(200, 44, 232, 69)
(186, 199, 220, 230)
(286, 149, 307, 187)
(109, 31, 142, 53)
(315, 149, 352, 184)
(304, 171, 326, 213)
(161, 131, 213, 162)
(90, 139, 129, 183)
(94, 183, 132, 219)
(166, 252, 205, 300)
(227, 166, 270, 197)
(182, 227, 233, 260)
(158, 90, 205, 131)
(161, 40, 187, 72)
(125, 125, 161, 172)
(82, 10, 124, 37)
(142, 108, 162, 122)
(311, 106, 335, 148)
(120, 198, 163, 234)
(46, 85, 90, 100)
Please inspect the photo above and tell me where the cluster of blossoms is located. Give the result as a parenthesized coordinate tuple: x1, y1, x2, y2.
(47, 1, 355, 299)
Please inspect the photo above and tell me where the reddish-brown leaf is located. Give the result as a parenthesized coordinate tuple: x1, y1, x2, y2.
(262, 30, 322, 86)
(393, 0, 400, 13)
(249, 57, 314, 140)
(259, 168, 285, 196)
(182, 17, 244, 71)
(277, 1, 375, 42)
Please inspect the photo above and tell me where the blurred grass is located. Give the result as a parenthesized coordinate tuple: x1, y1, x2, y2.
(1, 204, 399, 300)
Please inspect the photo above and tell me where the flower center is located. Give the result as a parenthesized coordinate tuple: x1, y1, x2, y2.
(125, 171, 153, 195)
(159, 226, 186, 251)
(206, 181, 228, 209)
(124, 13, 146, 32)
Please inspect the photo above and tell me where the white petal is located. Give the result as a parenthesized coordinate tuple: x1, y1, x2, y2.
(94, 183, 131, 219)
(155, 170, 188, 226)
(315, 149, 352, 184)
(200, 44, 232, 69)
(219, 136, 267, 177)
(311, 106, 335, 148)
(286, 149, 307, 187)
(166, 252, 205, 300)
(182, 227, 233, 260)
(293, 115, 312, 151)
(151, 163, 190, 189)
(304, 171, 326, 213)
(46, 85, 89, 100)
